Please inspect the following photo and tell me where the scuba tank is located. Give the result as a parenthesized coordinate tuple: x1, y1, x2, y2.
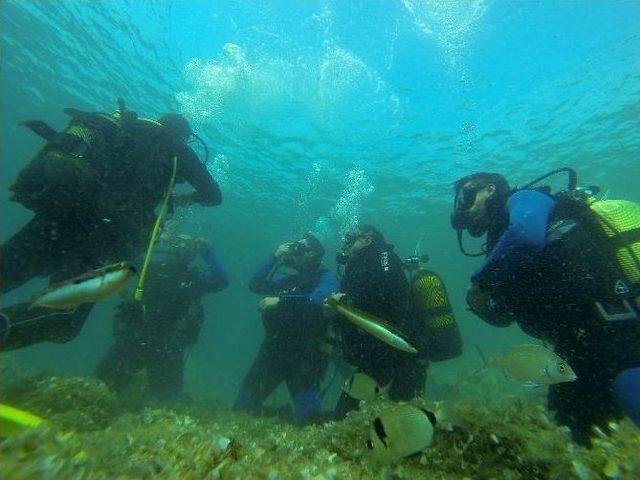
(410, 264, 456, 332)
(403, 255, 462, 361)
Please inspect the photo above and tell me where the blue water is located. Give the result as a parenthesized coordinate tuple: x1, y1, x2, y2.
(1, 0, 639, 404)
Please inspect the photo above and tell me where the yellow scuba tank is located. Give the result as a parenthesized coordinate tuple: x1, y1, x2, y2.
(589, 199, 640, 286)
(411, 267, 456, 332)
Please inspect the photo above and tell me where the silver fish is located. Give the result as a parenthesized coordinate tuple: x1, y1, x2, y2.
(30, 262, 136, 310)
(479, 344, 577, 387)
(327, 297, 418, 354)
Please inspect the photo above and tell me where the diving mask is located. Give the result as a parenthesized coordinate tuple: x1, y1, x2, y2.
(450, 182, 480, 230)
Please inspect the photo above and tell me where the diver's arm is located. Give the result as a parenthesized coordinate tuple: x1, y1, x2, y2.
(200, 246, 230, 293)
(474, 190, 555, 283)
(175, 143, 222, 206)
(249, 255, 287, 294)
(279, 271, 339, 307)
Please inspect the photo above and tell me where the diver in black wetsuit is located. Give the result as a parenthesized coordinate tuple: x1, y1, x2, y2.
(0, 101, 221, 351)
(95, 234, 229, 403)
(330, 225, 426, 418)
(451, 170, 640, 445)
(234, 233, 338, 423)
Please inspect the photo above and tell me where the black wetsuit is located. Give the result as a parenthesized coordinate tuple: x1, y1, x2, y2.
(95, 247, 228, 401)
(473, 190, 640, 445)
(0, 110, 221, 351)
(234, 255, 338, 421)
(334, 245, 425, 418)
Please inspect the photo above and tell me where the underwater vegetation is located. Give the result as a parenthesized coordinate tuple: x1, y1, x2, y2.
(0, 374, 638, 479)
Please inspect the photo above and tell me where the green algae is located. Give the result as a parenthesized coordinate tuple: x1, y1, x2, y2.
(1, 374, 638, 479)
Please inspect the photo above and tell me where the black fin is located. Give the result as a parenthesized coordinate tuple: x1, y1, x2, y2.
(21, 119, 87, 153)
(20, 120, 62, 143)
(420, 408, 437, 426)
(373, 417, 387, 447)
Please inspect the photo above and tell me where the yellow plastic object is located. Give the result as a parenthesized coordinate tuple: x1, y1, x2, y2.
(134, 156, 178, 302)
(411, 269, 455, 330)
(590, 200, 640, 284)
(0, 403, 44, 436)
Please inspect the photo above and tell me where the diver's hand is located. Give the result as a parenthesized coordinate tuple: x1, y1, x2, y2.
(193, 237, 211, 255)
(323, 292, 346, 317)
(466, 282, 493, 316)
(259, 296, 280, 312)
(173, 192, 197, 207)
(274, 243, 293, 261)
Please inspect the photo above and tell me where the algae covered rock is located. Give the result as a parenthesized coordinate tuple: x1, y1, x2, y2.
(3, 375, 117, 431)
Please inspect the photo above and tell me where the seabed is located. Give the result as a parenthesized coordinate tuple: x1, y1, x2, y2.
(1, 372, 638, 480)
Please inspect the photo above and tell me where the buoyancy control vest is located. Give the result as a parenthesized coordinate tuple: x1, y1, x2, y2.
(10, 104, 178, 218)
(551, 189, 640, 322)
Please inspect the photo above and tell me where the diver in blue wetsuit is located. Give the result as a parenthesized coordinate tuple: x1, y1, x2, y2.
(451, 169, 640, 445)
(234, 233, 338, 423)
(95, 234, 229, 403)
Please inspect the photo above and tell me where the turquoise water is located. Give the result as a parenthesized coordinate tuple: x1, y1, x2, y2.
(1, 0, 639, 408)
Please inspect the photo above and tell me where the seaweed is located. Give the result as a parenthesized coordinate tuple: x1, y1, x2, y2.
(0, 374, 638, 479)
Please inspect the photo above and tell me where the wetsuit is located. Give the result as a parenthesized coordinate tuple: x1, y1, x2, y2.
(334, 245, 425, 418)
(473, 189, 640, 445)
(0, 110, 221, 351)
(95, 246, 228, 402)
(234, 255, 338, 422)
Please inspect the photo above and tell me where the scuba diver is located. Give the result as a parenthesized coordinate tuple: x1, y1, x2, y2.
(450, 168, 640, 445)
(327, 225, 461, 418)
(95, 234, 229, 403)
(0, 99, 222, 352)
(233, 233, 338, 423)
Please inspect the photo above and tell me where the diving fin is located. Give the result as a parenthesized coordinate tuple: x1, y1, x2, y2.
(21, 120, 62, 143)
(21, 120, 87, 153)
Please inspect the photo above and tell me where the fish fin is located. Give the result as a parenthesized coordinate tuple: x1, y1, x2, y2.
(382, 379, 393, 396)
(420, 408, 437, 426)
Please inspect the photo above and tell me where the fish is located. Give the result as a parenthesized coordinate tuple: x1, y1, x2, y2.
(326, 297, 418, 354)
(476, 344, 577, 387)
(0, 403, 44, 437)
(30, 262, 137, 310)
(367, 404, 436, 460)
(343, 372, 391, 402)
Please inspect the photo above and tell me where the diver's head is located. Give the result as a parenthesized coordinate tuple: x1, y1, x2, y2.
(158, 113, 192, 142)
(158, 232, 198, 267)
(283, 233, 325, 272)
(338, 225, 388, 264)
(451, 173, 510, 237)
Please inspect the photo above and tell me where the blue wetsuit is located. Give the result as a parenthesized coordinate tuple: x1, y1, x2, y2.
(474, 189, 556, 283)
(234, 255, 338, 422)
